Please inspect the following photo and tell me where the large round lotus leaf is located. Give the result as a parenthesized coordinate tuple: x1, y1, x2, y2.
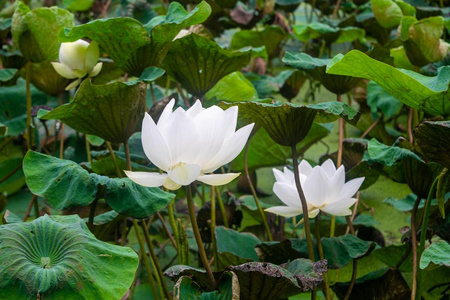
(400, 16, 448, 67)
(29, 60, 69, 96)
(230, 25, 288, 59)
(173, 272, 239, 300)
(0, 214, 139, 299)
(283, 52, 359, 95)
(11, 2, 74, 63)
(39, 79, 146, 143)
(293, 23, 364, 44)
(23, 151, 175, 219)
(414, 121, 450, 169)
(220, 100, 359, 146)
(326, 50, 450, 115)
(163, 33, 251, 97)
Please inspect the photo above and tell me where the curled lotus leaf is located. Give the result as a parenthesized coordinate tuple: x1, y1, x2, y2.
(39, 79, 147, 143)
(220, 100, 359, 146)
(283, 52, 359, 95)
(0, 214, 139, 299)
(326, 50, 450, 115)
(12, 2, 74, 63)
(414, 121, 450, 169)
(163, 33, 251, 97)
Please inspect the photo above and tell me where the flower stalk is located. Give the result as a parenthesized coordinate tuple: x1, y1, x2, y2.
(244, 140, 273, 241)
(186, 184, 217, 288)
(291, 145, 315, 262)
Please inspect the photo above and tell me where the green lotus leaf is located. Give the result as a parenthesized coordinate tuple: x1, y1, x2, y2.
(215, 226, 260, 268)
(275, 0, 301, 13)
(0, 78, 48, 136)
(3, 210, 23, 224)
(256, 235, 375, 269)
(173, 272, 239, 300)
(230, 25, 288, 59)
(165, 259, 326, 298)
(12, 2, 74, 62)
(390, 46, 414, 70)
(29, 60, 69, 96)
(0, 214, 138, 299)
(163, 33, 251, 97)
(293, 22, 364, 44)
(62, 0, 94, 12)
(0, 68, 18, 82)
(39, 78, 147, 143)
(124, 1, 211, 76)
(23, 151, 175, 218)
(220, 100, 359, 146)
(370, 0, 403, 28)
(0, 123, 7, 136)
(232, 123, 331, 172)
(367, 81, 403, 119)
(279, 70, 307, 101)
(400, 16, 449, 67)
(414, 121, 450, 169)
(0, 157, 25, 195)
(283, 52, 359, 95)
(205, 72, 258, 102)
(420, 241, 450, 269)
(58, 17, 151, 68)
(327, 50, 450, 115)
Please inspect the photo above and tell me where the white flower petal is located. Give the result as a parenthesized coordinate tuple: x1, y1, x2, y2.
(163, 177, 182, 190)
(298, 160, 313, 176)
(59, 40, 89, 71)
(85, 41, 100, 72)
(327, 165, 345, 202)
(124, 170, 167, 187)
(167, 163, 201, 186)
(273, 182, 302, 208)
(340, 177, 365, 199)
(223, 106, 238, 141)
(197, 173, 240, 186)
(162, 109, 199, 163)
(89, 62, 102, 77)
(202, 123, 254, 173)
(51, 62, 77, 79)
(302, 167, 329, 207)
(284, 167, 296, 183)
(157, 99, 175, 127)
(265, 206, 303, 218)
(273, 168, 290, 184)
(65, 78, 81, 90)
(141, 112, 171, 170)
(308, 208, 320, 218)
(322, 198, 357, 216)
(193, 105, 228, 165)
(186, 100, 203, 118)
(321, 159, 337, 178)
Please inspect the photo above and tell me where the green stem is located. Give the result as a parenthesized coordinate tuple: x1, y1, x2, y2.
(167, 199, 179, 249)
(410, 195, 421, 300)
(290, 145, 315, 262)
(215, 187, 229, 228)
(187, 184, 217, 288)
(141, 220, 172, 300)
(210, 186, 219, 270)
(244, 140, 273, 241)
(344, 216, 357, 300)
(85, 135, 92, 164)
(416, 175, 440, 300)
(33, 196, 39, 219)
(106, 142, 122, 178)
(132, 219, 159, 299)
(88, 198, 99, 231)
(315, 217, 330, 300)
(25, 61, 33, 150)
(124, 141, 132, 171)
(156, 212, 177, 250)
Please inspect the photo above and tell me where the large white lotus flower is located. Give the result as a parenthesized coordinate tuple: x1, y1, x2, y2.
(266, 159, 364, 218)
(51, 39, 103, 90)
(125, 99, 254, 190)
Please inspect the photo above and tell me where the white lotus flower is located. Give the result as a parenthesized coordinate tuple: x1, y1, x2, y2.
(266, 159, 364, 218)
(125, 99, 254, 190)
(51, 39, 103, 90)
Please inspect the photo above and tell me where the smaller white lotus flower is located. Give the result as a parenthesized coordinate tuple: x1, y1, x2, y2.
(124, 99, 254, 190)
(51, 39, 103, 90)
(266, 159, 364, 218)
